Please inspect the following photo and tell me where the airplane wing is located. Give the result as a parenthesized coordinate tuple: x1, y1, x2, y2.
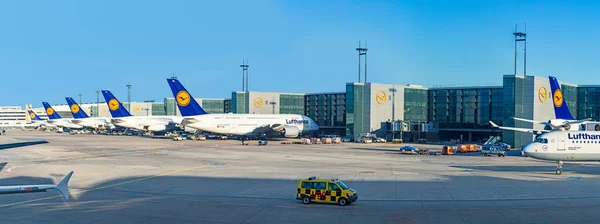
(512, 117, 549, 125)
(0, 140, 48, 150)
(489, 121, 550, 134)
(269, 124, 287, 132)
(0, 171, 73, 200)
(564, 118, 592, 126)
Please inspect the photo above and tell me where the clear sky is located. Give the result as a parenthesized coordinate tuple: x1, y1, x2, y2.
(1, 0, 598, 106)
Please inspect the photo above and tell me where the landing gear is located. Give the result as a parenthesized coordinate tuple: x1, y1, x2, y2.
(556, 160, 563, 175)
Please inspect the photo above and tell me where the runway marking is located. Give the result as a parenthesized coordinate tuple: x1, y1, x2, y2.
(182, 199, 209, 203)
(222, 202, 258, 207)
(275, 205, 298, 209)
(0, 164, 209, 208)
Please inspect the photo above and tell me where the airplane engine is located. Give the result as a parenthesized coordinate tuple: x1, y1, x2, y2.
(282, 126, 300, 138)
(146, 125, 166, 132)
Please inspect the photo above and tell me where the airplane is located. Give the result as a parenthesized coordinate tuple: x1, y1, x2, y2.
(41, 102, 84, 130)
(65, 97, 114, 130)
(523, 131, 600, 175)
(100, 90, 177, 133)
(166, 78, 319, 138)
(0, 140, 73, 200)
(26, 109, 55, 128)
(490, 76, 590, 134)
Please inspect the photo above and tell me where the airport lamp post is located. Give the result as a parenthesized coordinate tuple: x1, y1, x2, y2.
(78, 93, 82, 105)
(126, 83, 132, 111)
(269, 101, 277, 114)
(389, 87, 397, 139)
(95, 90, 100, 117)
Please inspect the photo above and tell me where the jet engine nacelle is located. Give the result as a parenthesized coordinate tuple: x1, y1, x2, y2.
(282, 126, 300, 138)
(547, 119, 571, 130)
(146, 125, 167, 132)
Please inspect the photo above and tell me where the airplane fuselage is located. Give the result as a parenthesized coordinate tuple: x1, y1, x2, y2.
(110, 116, 176, 132)
(182, 114, 319, 137)
(524, 131, 600, 161)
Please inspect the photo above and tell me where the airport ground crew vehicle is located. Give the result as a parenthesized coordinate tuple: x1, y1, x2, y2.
(296, 177, 357, 206)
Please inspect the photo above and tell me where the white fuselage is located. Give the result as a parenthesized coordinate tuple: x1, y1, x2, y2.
(182, 114, 319, 136)
(47, 119, 83, 129)
(70, 117, 112, 129)
(110, 116, 176, 132)
(524, 131, 600, 161)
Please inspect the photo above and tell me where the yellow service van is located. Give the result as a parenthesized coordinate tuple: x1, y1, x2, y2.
(296, 177, 357, 206)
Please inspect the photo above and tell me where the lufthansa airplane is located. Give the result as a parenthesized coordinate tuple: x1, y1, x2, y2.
(65, 97, 113, 130)
(101, 90, 177, 133)
(523, 131, 600, 175)
(41, 102, 84, 129)
(490, 76, 590, 134)
(26, 109, 55, 128)
(166, 78, 319, 138)
(0, 140, 73, 200)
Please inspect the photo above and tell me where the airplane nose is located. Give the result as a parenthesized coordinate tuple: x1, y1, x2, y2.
(522, 144, 534, 157)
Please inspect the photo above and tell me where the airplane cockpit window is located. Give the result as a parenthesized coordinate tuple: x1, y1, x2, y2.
(535, 138, 548, 143)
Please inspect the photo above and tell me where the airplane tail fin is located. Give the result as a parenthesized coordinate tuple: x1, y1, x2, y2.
(27, 110, 43, 121)
(65, 97, 90, 119)
(54, 171, 73, 200)
(41, 102, 62, 120)
(101, 90, 132, 118)
(549, 76, 575, 120)
(166, 78, 208, 116)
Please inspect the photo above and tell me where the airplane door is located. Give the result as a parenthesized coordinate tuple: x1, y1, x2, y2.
(557, 135, 566, 151)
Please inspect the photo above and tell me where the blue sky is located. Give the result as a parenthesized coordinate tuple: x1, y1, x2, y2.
(1, 0, 598, 106)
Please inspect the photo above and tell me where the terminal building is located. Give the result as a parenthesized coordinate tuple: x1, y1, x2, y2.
(5, 74, 593, 148)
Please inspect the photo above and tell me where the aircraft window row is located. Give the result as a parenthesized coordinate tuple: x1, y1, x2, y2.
(226, 117, 241, 119)
(238, 124, 257, 126)
(572, 141, 600, 144)
(246, 117, 277, 119)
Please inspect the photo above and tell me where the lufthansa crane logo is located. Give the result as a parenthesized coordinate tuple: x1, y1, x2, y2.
(176, 90, 191, 107)
(46, 108, 54, 115)
(71, 104, 80, 113)
(375, 90, 387, 105)
(553, 89, 563, 107)
(253, 97, 264, 108)
(538, 86, 548, 103)
(29, 112, 35, 119)
(108, 99, 120, 111)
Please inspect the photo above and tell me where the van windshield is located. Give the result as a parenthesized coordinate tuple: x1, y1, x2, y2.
(337, 181, 349, 190)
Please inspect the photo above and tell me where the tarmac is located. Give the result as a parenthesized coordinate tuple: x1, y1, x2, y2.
(2, 130, 600, 223)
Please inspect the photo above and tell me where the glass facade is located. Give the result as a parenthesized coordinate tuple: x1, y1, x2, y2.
(305, 92, 346, 128)
(345, 84, 366, 138)
(561, 85, 577, 117)
(202, 99, 226, 113)
(404, 88, 426, 122)
(232, 92, 248, 113)
(577, 86, 600, 120)
(502, 75, 529, 148)
(428, 87, 502, 129)
(224, 99, 232, 113)
(280, 94, 305, 114)
(164, 98, 177, 116)
(152, 102, 165, 116)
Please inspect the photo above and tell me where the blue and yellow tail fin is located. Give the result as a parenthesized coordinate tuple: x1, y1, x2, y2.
(27, 110, 43, 121)
(549, 76, 575, 120)
(100, 90, 132, 118)
(65, 97, 90, 119)
(166, 78, 208, 116)
(41, 102, 62, 120)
